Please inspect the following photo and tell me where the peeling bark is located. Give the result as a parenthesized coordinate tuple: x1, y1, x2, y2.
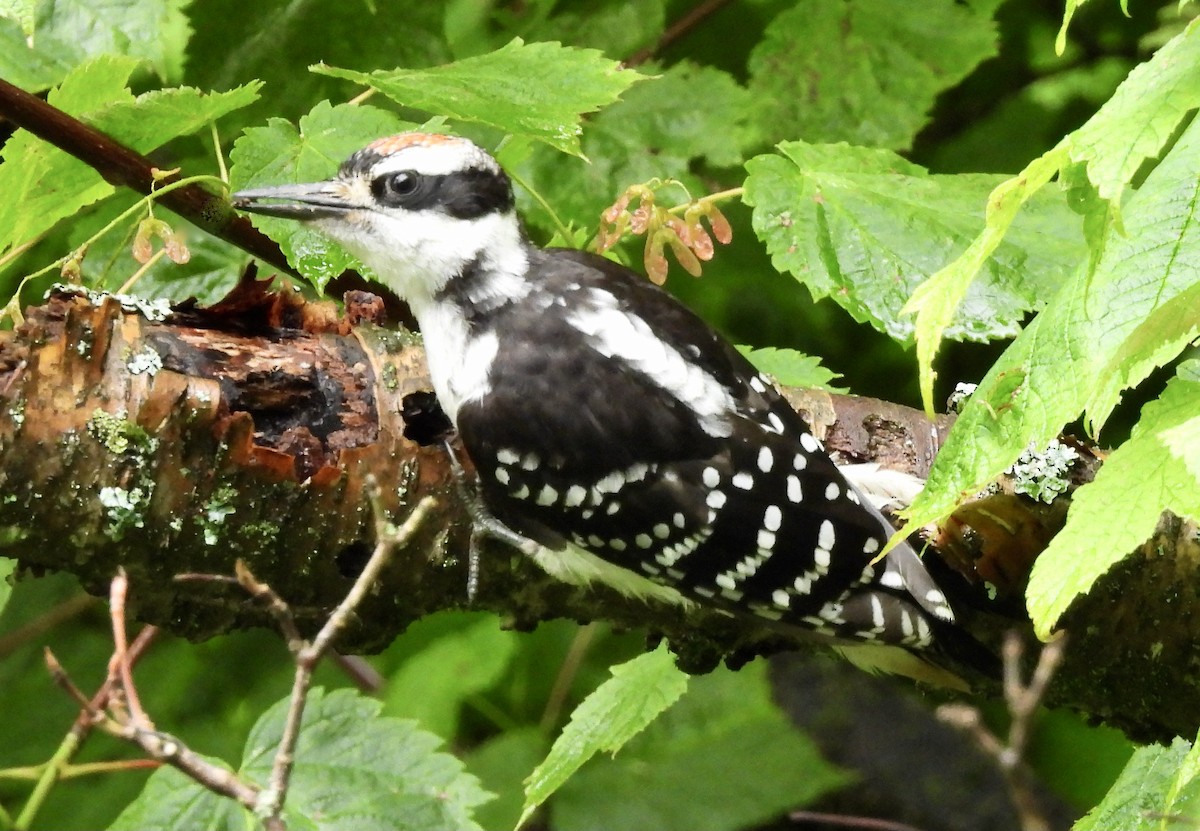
(1, 285, 1196, 741)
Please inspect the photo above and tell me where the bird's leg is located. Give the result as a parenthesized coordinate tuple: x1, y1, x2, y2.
(441, 439, 540, 602)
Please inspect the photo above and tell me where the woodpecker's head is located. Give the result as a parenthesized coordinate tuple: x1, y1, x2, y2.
(233, 133, 527, 309)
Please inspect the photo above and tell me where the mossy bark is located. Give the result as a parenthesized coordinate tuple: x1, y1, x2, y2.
(1, 287, 1196, 741)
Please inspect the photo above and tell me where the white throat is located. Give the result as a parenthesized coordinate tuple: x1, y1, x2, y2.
(369, 212, 530, 426)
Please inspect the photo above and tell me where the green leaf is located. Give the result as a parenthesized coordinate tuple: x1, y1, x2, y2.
(1086, 279, 1200, 431)
(1073, 735, 1200, 831)
(0, 0, 36, 35)
(903, 18, 1200, 412)
(32, 0, 192, 84)
(0, 557, 15, 618)
(0, 16, 71, 91)
(228, 101, 413, 291)
(465, 728, 548, 831)
(111, 688, 492, 831)
(553, 663, 849, 831)
(185, 0, 449, 137)
(313, 38, 647, 157)
(518, 0, 665, 61)
(518, 61, 756, 235)
(0, 55, 139, 258)
(902, 110, 1200, 538)
(1026, 362, 1200, 637)
(737, 346, 844, 393)
(1067, 15, 1200, 208)
(903, 145, 1069, 410)
(0, 62, 260, 261)
(383, 617, 520, 738)
(518, 644, 689, 828)
(746, 0, 1000, 150)
(744, 141, 1084, 346)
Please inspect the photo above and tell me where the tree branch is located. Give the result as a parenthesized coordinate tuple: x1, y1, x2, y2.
(0, 76, 385, 308)
(2, 286, 1195, 740)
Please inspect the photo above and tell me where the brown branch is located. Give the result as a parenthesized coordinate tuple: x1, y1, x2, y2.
(0, 77, 297, 278)
(4, 289, 1200, 741)
(625, 0, 736, 67)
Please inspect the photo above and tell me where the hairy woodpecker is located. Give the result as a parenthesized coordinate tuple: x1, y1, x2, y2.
(233, 133, 971, 662)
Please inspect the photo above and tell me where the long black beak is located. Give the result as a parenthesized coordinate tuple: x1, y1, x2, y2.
(232, 181, 357, 220)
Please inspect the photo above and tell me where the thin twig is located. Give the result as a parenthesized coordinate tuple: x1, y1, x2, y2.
(24, 627, 159, 831)
(937, 631, 1067, 831)
(625, 0, 735, 66)
(790, 810, 928, 831)
(329, 653, 385, 694)
(539, 623, 598, 731)
(257, 491, 438, 827)
(234, 559, 305, 653)
(108, 569, 151, 730)
(105, 721, 260, 811)
(40, 579, 262, 821)
(0, 593, 97, 660)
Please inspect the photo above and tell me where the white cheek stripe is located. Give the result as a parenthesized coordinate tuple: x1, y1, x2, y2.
(567, 292, 735, 438)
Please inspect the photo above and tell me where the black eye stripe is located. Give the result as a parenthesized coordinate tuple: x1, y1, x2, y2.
(368, 167, 514, 219)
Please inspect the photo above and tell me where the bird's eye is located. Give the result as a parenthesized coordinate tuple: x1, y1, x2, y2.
(375, 171, 421, 204)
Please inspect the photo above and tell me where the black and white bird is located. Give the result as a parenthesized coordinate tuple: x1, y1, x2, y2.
(233, 132, 979, 671)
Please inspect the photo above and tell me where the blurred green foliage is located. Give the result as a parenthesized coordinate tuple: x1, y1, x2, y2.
(5, 0, 1197, 827)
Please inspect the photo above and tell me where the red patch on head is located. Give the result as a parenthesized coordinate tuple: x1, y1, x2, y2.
(367, 133, 466, 156)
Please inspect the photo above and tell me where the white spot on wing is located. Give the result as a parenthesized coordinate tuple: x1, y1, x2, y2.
(787, 475, 802, 503)
(496, 448, 519, 465)
(871, 595, 885, 629)
(703, 467, 720, 488)
(564, 485, 586, 507)
(800, 433, 821, 453)
(535, 485, 557, 506)
(814, 547, 831, 572)
(757, 447, 774, 473)
(595, 470, 625, 494)
(763, 505, 782, 531)
(706, 490, 727, 509)
(495, 467, 510, 485)
(818, 519, 835, 550)
(825, 482, 840, 500)
(732, 472, 754, 490)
